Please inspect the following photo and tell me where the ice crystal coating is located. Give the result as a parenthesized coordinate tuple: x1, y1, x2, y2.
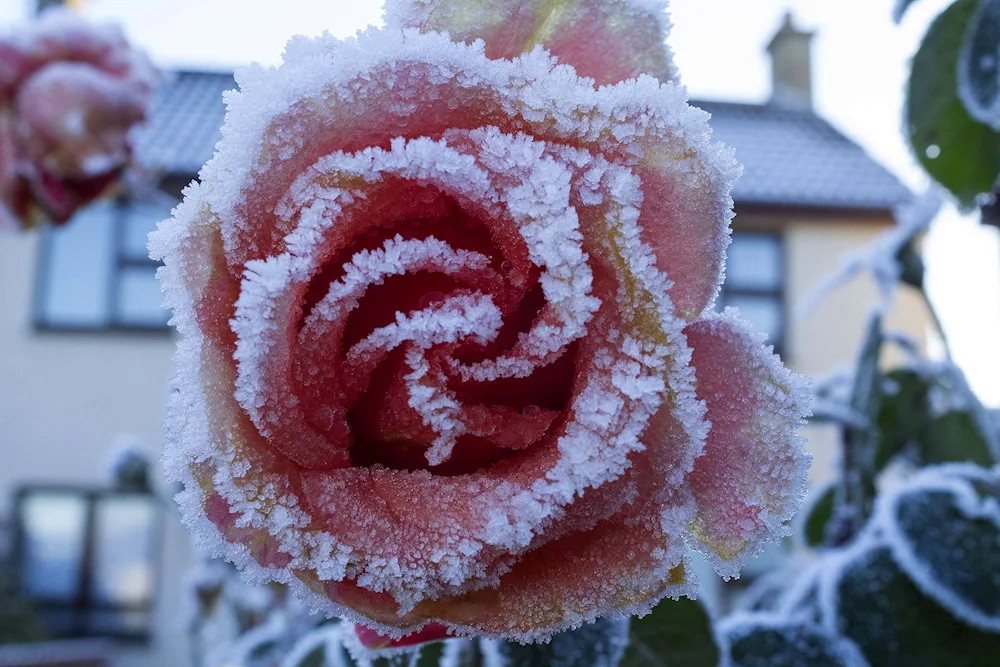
(0, 9, 156, 231)
(152, 6, 809, 643)
(874, 464, 1000, 632)
(720, 612, 869, 667)
(958, 0, 1000, 130)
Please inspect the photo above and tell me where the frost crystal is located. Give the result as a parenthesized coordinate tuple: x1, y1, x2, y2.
(874, 464, 1000, 632)
(151, 1, 808, 643)
(798, 188, 940, 317)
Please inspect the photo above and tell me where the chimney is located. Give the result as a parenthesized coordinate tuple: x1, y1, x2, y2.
(37, 0, 70, 14)
(766, 12, 814, 110)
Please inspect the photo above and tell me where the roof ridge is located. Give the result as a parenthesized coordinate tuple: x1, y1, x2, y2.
(136, 71, 912, 211)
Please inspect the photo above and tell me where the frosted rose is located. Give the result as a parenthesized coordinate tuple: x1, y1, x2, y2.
(152, 0, 810, 643)
(0, 10, 156, 230)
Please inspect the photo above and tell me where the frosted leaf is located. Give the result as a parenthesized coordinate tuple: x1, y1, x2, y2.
(342, 623, 433, 667)
(874, 464, 1000, 632)
(820, 534, 1000, 667)
(958, 0, 1000, 130)
(738, 560, 817, 614)
(104, 433, 152, 491)
(809, 399, 870, 430)
(721, 612, 869, 667)
(774, 561, 824, 624)
(621, 596, 720, 665)
(280, 624, 355, 667)
(797, 188, 941, 318)
(205, 613, 290, 667)
(892, 358, 1000, 463)
(481, 618, 629, 666)
(893, 0, 922, 23)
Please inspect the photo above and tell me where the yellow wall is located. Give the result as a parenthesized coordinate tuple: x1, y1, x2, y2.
(736, 213, 933, 485)
(0, 232, 193, 667)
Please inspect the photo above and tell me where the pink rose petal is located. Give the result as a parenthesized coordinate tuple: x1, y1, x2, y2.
(684, 309, 812, 577)
(384, 0, 679, 86)
(353, 623, 450, 649)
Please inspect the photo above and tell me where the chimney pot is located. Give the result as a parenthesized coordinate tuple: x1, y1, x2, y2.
(767, 11, 814, 111)
(37, 0, 66, 14)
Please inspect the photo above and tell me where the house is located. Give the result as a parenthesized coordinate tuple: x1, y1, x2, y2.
(0, 14, 927, 667)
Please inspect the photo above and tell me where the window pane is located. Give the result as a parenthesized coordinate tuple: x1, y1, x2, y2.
(20, 493, 88, 601)
(121, 202, 169, 262)
(91, 495, 157, 607)
(87, 609, 151, 637)
(727, 233, 782, 290)
(38, 203, 115, 327)
(116, 266, 169, 327)
(724, 294, 783, 346)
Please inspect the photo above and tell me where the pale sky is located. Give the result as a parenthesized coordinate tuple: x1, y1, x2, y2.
(2, 0, 998, 405)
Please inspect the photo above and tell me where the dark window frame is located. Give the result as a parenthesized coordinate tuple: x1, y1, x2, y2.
(720, 231, 786, 356)
(33, 198, 173, 335)
(11, 484, 164, 644)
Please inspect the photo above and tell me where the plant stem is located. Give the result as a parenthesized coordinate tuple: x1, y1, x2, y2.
(921, 290, 954, 360)
(827, 313, 883, 547)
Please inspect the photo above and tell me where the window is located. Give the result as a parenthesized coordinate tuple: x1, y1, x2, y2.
(720, 232, 785, 354)
(12, 486, 163, 642)
(35, 198, 173, 332)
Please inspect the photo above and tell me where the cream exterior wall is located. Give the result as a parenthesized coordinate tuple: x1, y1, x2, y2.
(0, 211, 931, 664)
(0, 231, 193, 667)
(767, 214, 931, 485)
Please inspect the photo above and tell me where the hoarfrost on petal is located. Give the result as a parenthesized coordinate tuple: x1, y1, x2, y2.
(383, 0, 679, 86)
(683, 308, 812, 579)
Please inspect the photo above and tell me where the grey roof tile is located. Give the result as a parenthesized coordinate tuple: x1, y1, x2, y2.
(133, 70, 234, 176)
(132, 72, 913, 211)
(695, 100, 913, 211)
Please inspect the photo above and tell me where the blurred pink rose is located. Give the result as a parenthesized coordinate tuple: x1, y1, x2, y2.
(152, 0, 810, 643)
(0, 9, 156, 230)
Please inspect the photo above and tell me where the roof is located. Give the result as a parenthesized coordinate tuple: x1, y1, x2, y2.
(134, 71, 912, 212)
(133, 70, 234, 175)
(695, 100, 912, 211)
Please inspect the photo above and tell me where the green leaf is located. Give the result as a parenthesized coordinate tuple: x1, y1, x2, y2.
(292, 644, 327, 667)
(248, 639, 279, 660)
(875, 367, 994, 467)
(882, 470, 1000, 629)
(415, 641, 447, 667)
(621, 598, 719, 667)
(850, 315, 883, 420)
(833, 543, 1000, 666)
(958, 0, 1000, 128)
(447, 640, 486, 667)
(724, 618, 864, 667)
(489, 619, 629, 667)
(802, 483, 836, 548)
(920, 410, 994, 465)
(832, 313, 884, 536)
(907, 0, 1000, 208)
(893, 0, 924, 23)
(875, 369, 930, 469)
(894, 240, 926, 289)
